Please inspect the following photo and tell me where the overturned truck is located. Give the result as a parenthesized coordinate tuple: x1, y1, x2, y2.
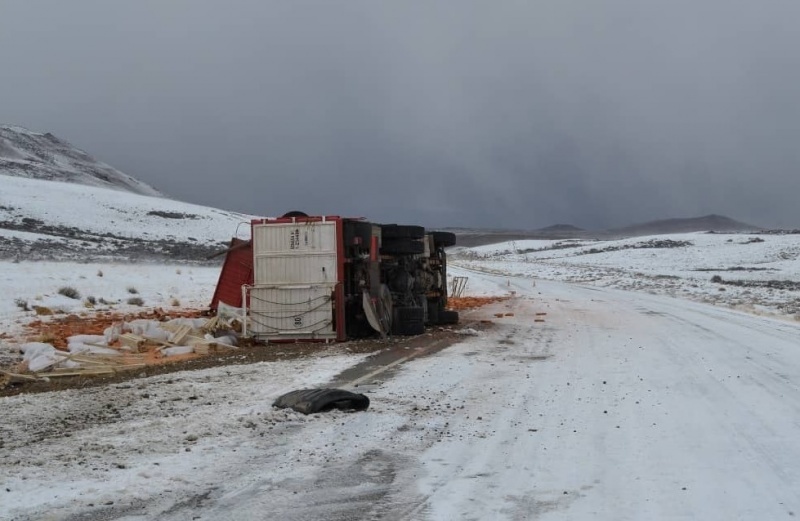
(211, 213, 458, 342)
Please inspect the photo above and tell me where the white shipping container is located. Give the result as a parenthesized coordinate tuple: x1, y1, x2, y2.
(248, 220, 339, 340)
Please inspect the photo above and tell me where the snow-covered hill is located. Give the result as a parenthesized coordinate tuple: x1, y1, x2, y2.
(0, 126, 160, 197)
(0, 174, 254, 262)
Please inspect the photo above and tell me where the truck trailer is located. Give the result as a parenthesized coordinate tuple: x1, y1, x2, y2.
(212, 212, 458, 342)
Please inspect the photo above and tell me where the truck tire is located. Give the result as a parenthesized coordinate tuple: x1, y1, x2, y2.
(392, 306, 425, 336)
(381, 224, 425, 240)
(439, 310, 459, 325)
(426, 298, 440, 325)
(344, 221, 373, 247)
(381, 238, 424, 255)
(281, 210, 309, 218)
(431, 231, 457, 248)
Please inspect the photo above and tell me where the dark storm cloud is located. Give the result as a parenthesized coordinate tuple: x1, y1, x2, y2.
(2, 0, 799, 229)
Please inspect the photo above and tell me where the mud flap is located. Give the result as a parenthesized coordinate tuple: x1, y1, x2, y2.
(273, 389, 370, 414)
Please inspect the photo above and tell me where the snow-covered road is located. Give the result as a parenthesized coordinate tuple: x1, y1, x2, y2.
(4, 270, 800, 520)
(408, 271, 800, 520)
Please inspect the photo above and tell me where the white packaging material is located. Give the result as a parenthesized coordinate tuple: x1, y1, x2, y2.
(20, 342, 67, 372)
(104, 322, 123, 344)
(125, 319, 169, 341)
(162, 345, 194, 357)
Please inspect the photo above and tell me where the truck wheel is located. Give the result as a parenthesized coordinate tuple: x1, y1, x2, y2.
(381, 224, 425, 240)
(281, 210, 308, 218)
(431, 231, 456, 248)
(345, 221, 373, 247)
(439, 310, 459, 325)
(391, 306, 425, 336)
(426, 299, 440, 325)
(381, 238, 424, 255)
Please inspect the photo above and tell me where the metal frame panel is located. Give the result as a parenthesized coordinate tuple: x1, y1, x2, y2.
(248, 284, 337, 340)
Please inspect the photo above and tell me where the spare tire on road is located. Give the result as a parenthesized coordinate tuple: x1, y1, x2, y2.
(273, 388, 370, 415)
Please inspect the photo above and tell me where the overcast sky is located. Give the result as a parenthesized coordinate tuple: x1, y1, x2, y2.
(2, 1, 799, 229)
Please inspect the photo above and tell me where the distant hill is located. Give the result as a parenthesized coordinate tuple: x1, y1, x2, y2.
(449, 223, 586, 247)
(0, 125, 161, 197)
(535, 224, 585, 233)
(449, 215, 761, 247)
(607, 214, 761, 237)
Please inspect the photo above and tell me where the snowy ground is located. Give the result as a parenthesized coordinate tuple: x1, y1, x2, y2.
(3, 239, 800, 520)
(452, 231, 800, 319)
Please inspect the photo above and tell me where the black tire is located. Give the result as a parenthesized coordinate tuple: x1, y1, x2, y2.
(426, 298, 440, 325)
(431, 231, 457, 248)
(400, 320, 425, 336)
(439, 310, 459, 325)
(281, 210, 308, 218)
(344, 221, 373, 247)
(381, 238, 424, 255)
(392, 306, 425, 336)
(273, 388, 370, 415)
(381, 224, 425, 240)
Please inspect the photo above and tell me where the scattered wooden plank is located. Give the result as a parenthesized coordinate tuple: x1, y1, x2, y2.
(55, 352, 144, 370)
(112, 364, 147, 372)
(38, 368, 116, 378)
(160, 322, 182, 334)
(143, 335, 174, 348)
(193, 344, 211, 355)
(201, 316, 220, 333)
(48, 365, 112, 373)
(1, 370, 40, 383)
(168, 324, 193, 345)
(65, 352, 128, 362)
(63, 357, 109, 366)
(119, 334, 147, 351)
(189, 337, 235, 354)
(83, 342, 118, 351)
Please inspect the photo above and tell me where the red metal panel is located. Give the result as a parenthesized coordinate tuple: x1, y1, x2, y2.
(210, 238, 253, 311)
(335, 218, 347, 341)
(251, 215, 343, 226)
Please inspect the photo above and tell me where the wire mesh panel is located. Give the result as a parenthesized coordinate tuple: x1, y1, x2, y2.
(451, 276, 469, 298)
(249, 284, 337, 340)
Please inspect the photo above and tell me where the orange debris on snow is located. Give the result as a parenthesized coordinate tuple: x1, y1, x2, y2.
(22, 308, 205, 353)
(446, 296, 510, 311)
